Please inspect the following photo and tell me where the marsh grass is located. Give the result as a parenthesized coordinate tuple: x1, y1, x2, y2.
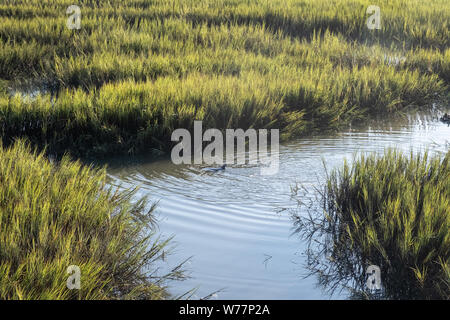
(293, 149, 449, 299)
(0, 0, 449, 157)
(1, 0, 449, 300)
(1, 64, 446, 158)
(0, 140, 188, 299)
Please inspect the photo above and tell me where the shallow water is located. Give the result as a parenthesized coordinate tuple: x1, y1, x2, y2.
(7, 79, 58, 103)
(107, 111, 449, 299)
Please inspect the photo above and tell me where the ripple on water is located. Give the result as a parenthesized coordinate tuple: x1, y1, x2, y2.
(107, 111, 450, 299)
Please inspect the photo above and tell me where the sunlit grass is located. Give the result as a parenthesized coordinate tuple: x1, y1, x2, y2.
(0, 0, 448, 300)
(0, 0, 448, 156)
(294, 149, 449, 299)
(0, 140, 186, 299)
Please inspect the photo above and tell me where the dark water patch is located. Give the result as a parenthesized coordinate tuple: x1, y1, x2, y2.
(7, 78, 59, 102)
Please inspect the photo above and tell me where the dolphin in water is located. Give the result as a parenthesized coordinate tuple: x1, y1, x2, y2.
(203, 164, 227, 172)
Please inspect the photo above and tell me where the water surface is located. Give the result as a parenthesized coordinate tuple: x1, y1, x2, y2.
(107, 111, 449, 299)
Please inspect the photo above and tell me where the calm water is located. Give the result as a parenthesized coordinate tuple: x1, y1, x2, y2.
(107, 111, 449, 299)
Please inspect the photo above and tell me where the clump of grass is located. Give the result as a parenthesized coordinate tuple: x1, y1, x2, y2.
(0, 140, 186, 299)
(0, 0, 448, 157)
(1, 64, 445, 158)
(293, 149, 449, 299)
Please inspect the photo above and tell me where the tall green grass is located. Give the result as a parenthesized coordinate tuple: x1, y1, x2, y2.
(294, 149, 449, 299)
(0, 0, 448, 157)
(0, 140, 186, 299)
(1, 64, 445, 157)
(0, 0, 448, 300)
